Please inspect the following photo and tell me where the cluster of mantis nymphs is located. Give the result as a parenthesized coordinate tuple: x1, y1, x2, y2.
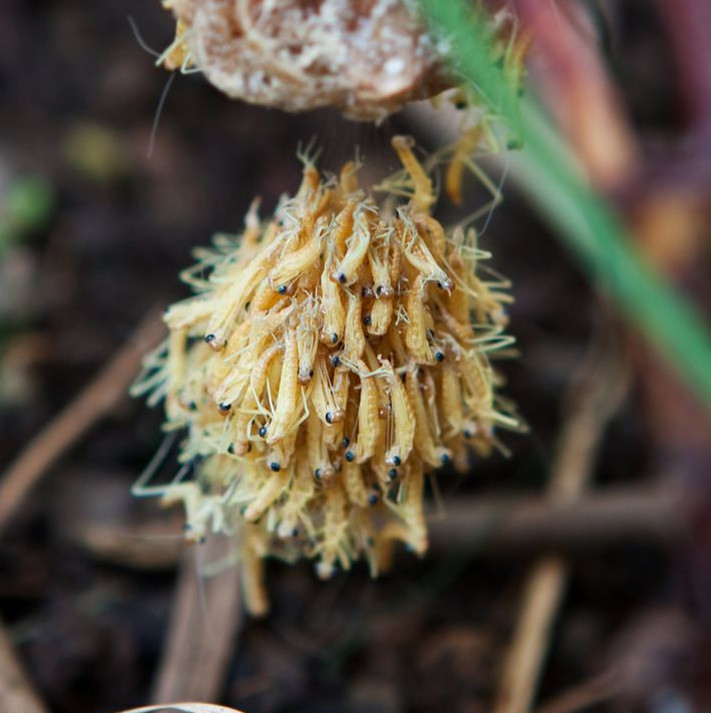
(132, 135, 522, 613)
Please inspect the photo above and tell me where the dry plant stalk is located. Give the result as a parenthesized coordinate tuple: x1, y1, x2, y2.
(132, 136, 520, 612)
(152, 534, 243, 701)
(0, 617, 48, 713)
(157, 0, 527, 121)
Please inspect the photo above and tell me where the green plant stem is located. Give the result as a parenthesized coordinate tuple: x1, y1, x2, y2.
(419, 0, 711, 412)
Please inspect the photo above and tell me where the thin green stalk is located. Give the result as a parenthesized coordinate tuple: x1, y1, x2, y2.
(419, 0, 711, 411)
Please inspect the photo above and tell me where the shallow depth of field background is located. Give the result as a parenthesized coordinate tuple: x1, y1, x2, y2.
(1, 2, 709, 712)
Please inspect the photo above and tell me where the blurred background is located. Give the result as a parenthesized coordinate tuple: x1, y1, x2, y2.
(1, 1, 710, 712)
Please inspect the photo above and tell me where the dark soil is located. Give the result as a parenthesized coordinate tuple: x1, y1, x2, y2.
(0, 2, 704, 712)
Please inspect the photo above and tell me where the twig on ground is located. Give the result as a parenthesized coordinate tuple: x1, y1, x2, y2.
(69, 519, 184, 570)
(151, 533, 243, 704)
(0, 617, 48, 713)
(429, 486, 681, 552)
(0, 309, 164, 536)
(64, 485, 680, 572)
(490, 342, 629, 713)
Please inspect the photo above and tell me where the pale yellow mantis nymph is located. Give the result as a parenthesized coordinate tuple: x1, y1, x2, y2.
(377, 357, 415, 468)
(307, 405, 334, 481)
(439, 360, 465, 439)
(405, 363, 450, 468)
(295, 296, 320, 384)
(405, 275, 436, 364)
(243, 468, 289, 523)
(353, 360, 382, 463)
(319, 248, 346, 346)
(401, 213, 453, 292)
(268, 217, 327, 291)
(332, 204, 372, 286)
(342, 288, 366, 362)
(228, 342, 281, 456)
(310, 357, 343, 426)
(323, 365, 351, 448)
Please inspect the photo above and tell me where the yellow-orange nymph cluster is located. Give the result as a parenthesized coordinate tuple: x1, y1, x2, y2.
(132, 137, 520, 614)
